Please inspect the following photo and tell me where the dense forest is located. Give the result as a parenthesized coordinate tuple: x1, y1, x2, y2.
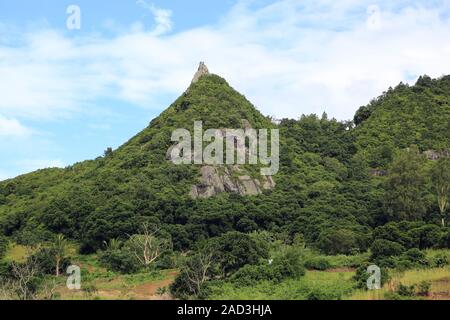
(0, 73, 449, 300)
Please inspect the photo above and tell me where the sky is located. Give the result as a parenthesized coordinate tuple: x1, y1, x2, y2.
(1, 0, 450, 181)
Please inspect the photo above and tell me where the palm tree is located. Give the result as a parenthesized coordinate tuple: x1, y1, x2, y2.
(53, 234, 67, 277)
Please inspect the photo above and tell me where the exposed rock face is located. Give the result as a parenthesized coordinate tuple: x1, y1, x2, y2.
(424, 150, 450, 161)
(191, 62, 210, 84)
(370, 169, 387, 177)
(189, 165, 275, 199)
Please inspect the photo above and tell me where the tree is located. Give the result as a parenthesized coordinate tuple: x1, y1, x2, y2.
(9, 257, 40, 300)
(384, 146, 426, 221)
(127, 223, 172, 268)
(317, 228, 358, 255)
(52, 234, 67, 277)
(431, 158, 450, 227)
(214, 231, 269, 277)
(170, 244, 216, 299)
(183, 247, 216, 296)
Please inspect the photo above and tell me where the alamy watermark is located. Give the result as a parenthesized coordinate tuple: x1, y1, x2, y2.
(169, 121, 279, 175)
(66, 265, 81, 290)
(66, 5, 81, 30)
(367, 265, 381, 290)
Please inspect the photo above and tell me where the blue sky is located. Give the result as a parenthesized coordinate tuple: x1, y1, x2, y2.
(1, 0, 450, 180)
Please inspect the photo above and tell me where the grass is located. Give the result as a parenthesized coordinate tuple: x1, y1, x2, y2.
(208, 270, 356, 300)
(4, 243, 450, 300)
(3, 243, 30, 263)
(348, 266, 450, 300)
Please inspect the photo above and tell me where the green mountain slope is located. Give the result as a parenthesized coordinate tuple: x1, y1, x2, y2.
(0, 69, 449, 256)
(353, 75, 450, 167)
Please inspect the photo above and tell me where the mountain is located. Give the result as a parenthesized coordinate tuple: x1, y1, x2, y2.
(0, 66, 449, 255)
(353, 75, 450, 168)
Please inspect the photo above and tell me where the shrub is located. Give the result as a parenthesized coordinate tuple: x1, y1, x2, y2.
(231, 264, 274, 286)
(213, 232, 269, 276)
(304, 257, 331, 271)
(417, 281, 431, 296)
(30, 247, 71, 275)
(401, 248, 427, 266)
(272, 247, 306, 279)
(432, 254, 448, 268)
(370, 239, 405, 260)
(396, 283, 416, 297)
(99, 248, 140, 274)
(231, 248, 306, 286)
(317, 229, 359, 255)
(373, 223, 413, 248)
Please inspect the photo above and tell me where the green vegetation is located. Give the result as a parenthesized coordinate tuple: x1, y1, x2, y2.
(0, 73, 449, 300)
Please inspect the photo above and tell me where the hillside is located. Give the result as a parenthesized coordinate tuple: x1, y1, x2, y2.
(353, 75, 450, 168)
(0, 67, 449, 257)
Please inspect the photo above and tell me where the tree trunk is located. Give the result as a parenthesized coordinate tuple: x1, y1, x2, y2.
(56, 258, 60, 277)
(442, 217, 446, 228)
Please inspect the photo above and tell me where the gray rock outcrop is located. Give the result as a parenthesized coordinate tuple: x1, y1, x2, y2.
(191, 62, 210, 84)
(189, 165, 275, 199)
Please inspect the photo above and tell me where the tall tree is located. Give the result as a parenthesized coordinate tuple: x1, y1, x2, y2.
(431, 157, 450, 227)
(384, 146, 426, 221)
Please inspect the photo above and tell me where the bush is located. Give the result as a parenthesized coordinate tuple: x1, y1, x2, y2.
(370, 239, 405, 260)
(231, 264, 275, 286)
(373, 223, 413, 248)
(396, 283, 416, 297)
(417, 281, 431, 296)
(213, 232, 269, 276)
(272, 247, 306, 279)
(30, 247, 71, 275)
(304, 257, 331, 271)
(317, 229, 359, 255)
(99, 248, 140, 274)
(432, 254, 448, 268)
(401, 248, 427, 266)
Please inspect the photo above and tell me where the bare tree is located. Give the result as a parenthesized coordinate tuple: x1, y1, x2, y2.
(431, 158, 450, 227)
(184, 247, 215, 296)
(128, 223, 172, 267)
(9, 256, 40, 300)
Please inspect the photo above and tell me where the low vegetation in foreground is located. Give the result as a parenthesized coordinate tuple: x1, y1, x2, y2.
(1, 232, 450, 300)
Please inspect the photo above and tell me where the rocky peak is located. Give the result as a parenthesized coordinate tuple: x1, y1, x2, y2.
(191, 62, 210, 84)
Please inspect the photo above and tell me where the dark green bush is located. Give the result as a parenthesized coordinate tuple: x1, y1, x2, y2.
(99, 248, 140, 274)
(401, 248, 427, 266)
(304, 257, 331, 271)
(370, 239, 405, 260)
(417, 281, 431, 296)
(317, 229, 359, 255)
(30, 247, 71, 275)
(396, 283, 416, 297)
(432, 254, 449, 268)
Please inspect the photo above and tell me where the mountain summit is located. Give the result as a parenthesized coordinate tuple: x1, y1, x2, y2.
(191, 62, 210, 84)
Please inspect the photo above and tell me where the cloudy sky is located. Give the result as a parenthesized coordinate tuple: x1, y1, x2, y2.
(1, 0, 450, 180)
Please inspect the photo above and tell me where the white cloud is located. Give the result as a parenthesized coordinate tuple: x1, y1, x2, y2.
(0, 170, 11, 182)
(1, 0, 450, 125)
(0, 116, 32, 138)
(136, 0, 173, 35)
(16, 159, 65, 173)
